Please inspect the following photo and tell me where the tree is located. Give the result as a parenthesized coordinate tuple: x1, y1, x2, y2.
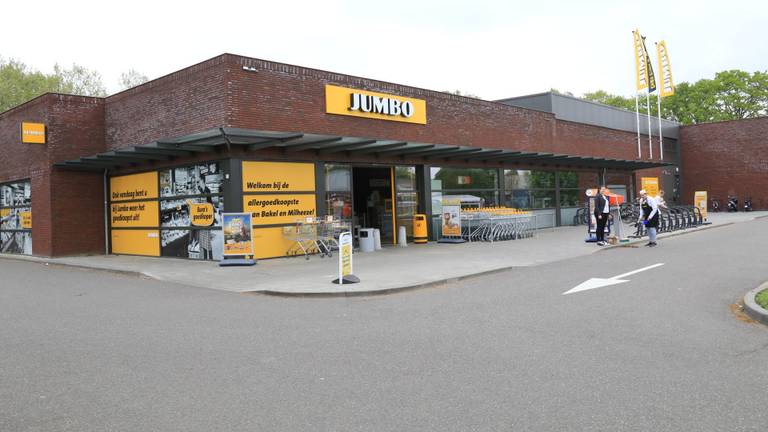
(0, 58, 62, 112)
(581, 69, 768, 125)
(445, 90, 482, 99)
(0, 58, 107, 112)
(118, 69, 149, 91)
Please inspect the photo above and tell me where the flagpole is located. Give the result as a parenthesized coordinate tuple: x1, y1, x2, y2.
(635, 94, 641, 158)
(646, 91, 653, 159)
(657, 93, 664, 160)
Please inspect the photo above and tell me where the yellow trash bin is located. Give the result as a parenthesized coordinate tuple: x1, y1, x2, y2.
(413, 214, 428, 244)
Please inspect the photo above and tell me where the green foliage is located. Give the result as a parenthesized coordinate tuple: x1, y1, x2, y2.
(581, 69, 768, 125)
(445, 89, 482, 99)
(118, 69, 149, 91)
(0, 58, 106, 112)
(756, 289, 768, 310)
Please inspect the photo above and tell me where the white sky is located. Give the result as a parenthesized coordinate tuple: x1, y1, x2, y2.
(1, 0, 766, 99)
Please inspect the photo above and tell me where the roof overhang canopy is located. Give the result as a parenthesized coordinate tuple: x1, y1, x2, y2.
(54, 127, 671, 172)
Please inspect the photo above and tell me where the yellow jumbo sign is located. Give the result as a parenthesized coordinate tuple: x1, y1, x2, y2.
(242, 161, 315, 192)
(243, 194, 316, 226)
(110, 172, 158, 201)
(21, 122, 46, 144)
(325, 84, 427, 124)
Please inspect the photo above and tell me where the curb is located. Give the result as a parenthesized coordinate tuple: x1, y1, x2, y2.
(0, 254, 152, 280)
(244, 266, 520, 298)
(3, 216, 765, 298)
(601, 221, 735, 250)
(743, 282, 768, 326)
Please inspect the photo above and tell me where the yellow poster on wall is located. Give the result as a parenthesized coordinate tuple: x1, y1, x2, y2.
(641, 177, 660, 197)
(0, 208, 9, 218)
(242, 161, 316, 192)
(111, 229, 160, 256)
(110, 201, 159, 228)
(189, 202, 214, 227)
(253, 226, 315, 259)
(110, 171, 159, 202)
(20, 211, 32, 229)
(243, 194, 316, 226)
(694, 191, 708, 220)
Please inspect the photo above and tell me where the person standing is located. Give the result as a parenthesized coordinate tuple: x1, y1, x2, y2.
(639, 189, 659, 247)
(594, 186, 611, 246)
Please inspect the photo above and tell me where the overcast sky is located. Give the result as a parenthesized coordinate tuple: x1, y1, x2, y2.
(1, 0, 765, 99)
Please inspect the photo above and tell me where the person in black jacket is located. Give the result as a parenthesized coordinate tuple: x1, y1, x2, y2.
(594, 186, 611, 246)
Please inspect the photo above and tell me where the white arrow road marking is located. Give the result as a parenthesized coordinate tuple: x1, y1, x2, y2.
(563, 263, 665, 295)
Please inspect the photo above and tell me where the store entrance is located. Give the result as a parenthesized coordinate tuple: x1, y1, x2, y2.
(352, 166, 394, 244)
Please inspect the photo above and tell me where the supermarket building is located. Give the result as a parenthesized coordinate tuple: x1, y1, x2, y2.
(1, 53, 765, 259)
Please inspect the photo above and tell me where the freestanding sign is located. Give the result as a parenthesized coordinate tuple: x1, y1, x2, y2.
(222, 212, 254, 256)
(437, 198, 465, 243)
(694, 191, 708, 221)
(333, 231, 359, 284)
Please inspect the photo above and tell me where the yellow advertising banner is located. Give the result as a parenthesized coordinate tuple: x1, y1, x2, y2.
(110, 200, 159, 228)
(243, 194, 316, 226)
(633, 30, 650, 92)
(341, 240, 352, 276)
(21, 122, 46, 144)
(440, 198, 461, 237)
(242, 161, 316, 193)
(20, 211, 32, 229)
(656, 40, 675, 98)
(641, 177, 660, 197)
(189, 202, 214, 227)
(325, 84, 427, 125)
(111, 229, 160, 256)
(110, 171, 159, 202)
(0, 208, 9, 218)
(694, 191, 708, 220)
(253, 226, 312, 259)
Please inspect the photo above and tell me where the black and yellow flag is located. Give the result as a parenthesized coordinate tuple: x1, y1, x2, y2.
(641, 36, 657, 93)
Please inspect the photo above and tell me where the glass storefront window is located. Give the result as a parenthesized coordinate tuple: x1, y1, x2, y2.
(504, 169, 555, 189)
(559, 171, 599, 190)
(531, 190, 556, 209)
(430, 167, 498, 190)
(325, 164, 351, 192)
(504, 190, 531, 209)
(559, 189, 581, 208)
(326, 191, 352, 222)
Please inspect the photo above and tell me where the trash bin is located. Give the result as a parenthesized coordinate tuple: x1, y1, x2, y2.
(359, 228, 375, 252)
(413, 214, 428, 244)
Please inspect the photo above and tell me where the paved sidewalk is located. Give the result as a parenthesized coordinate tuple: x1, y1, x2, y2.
(3, 211, 766, 295)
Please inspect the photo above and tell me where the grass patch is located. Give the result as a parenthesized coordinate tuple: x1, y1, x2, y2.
(756, 289, 768, 310)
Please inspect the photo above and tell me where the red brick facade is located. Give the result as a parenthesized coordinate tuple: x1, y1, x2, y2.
(680, 117, 768, 209)
(3, 53, 760, 257)
(0, 95, 105, 256)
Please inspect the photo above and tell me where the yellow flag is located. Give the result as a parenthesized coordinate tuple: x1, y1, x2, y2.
(632, 30, 650, 91)
(656, 41, 675, 97)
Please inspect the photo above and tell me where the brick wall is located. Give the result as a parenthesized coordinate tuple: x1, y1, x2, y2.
(680, 117, 768, 209)
(105, 56, 228, 150)
(0, 94, 105, 256)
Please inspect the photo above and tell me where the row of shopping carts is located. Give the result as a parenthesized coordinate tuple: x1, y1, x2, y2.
(283, 218, 352, 260)
(460, 207, 535, 242)
(628, 205, 706, 237)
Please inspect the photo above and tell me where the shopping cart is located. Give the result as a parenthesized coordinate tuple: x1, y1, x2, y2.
(284, 221, 319, 260)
